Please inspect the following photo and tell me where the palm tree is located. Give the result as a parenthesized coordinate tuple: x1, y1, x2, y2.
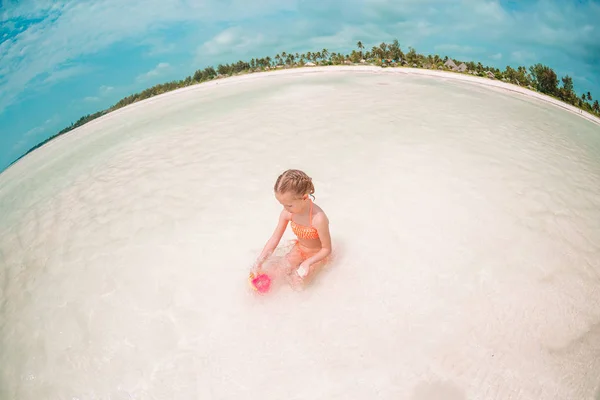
(389, 39, 404, 62)
(379, 42, 388, 59)
(322, 48, 329, 63)
(406, 46, 418, 65)
(357, 41, 364, 58)
(371, 46, 379, 59)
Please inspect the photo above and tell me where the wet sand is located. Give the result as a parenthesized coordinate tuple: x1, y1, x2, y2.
(1, 67, 600, 400)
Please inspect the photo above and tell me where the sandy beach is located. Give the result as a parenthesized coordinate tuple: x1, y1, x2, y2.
(84, 65, 600, 127)
(1, 66, 599, 400)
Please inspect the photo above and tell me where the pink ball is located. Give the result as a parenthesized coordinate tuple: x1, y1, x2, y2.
(251, 273, 271, 293)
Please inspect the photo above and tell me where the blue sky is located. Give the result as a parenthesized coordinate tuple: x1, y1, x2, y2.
(1, 0, 599, 171)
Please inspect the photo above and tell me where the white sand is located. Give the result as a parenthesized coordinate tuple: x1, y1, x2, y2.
(1, 66, 600, 400)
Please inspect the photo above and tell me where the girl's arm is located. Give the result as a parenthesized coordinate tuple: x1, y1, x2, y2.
(254, 209, 290, 268)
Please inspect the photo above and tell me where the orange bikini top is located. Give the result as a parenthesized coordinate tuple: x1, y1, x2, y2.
(290, 200, 320, 240)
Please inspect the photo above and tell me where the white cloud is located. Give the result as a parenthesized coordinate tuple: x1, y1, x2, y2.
(469, 0, 507, 22)
(11, 113, 60, 151)
(99, 85, 114, 96)
(136, 62, 171, 82)
(490, 53, 502, 60)
(12, 139, 29, 152)
(198, 27, 267, 58)
(307, 25, 376, 49)
(81, 84, 114, 103)
(510, 50, 536, 64)
(1, 0, 63, 20)
(42, 64, 91, 84)
(435, 44, 483, 54)
(139, 36, 177, 56)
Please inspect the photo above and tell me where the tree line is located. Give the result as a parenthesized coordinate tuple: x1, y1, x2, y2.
(14, 39, 599, 165)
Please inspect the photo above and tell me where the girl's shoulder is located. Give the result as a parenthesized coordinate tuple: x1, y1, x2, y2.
(279, 208, 293, 222)
(311, 203, 329, 225)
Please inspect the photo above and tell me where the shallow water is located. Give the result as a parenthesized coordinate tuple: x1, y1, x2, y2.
(1, 69, 600, 400)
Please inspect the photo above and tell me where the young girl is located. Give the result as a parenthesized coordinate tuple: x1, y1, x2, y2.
(253, 169, 332, 289)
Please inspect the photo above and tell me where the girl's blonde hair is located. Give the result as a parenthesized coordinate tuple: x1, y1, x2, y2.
(274, 169, 315, 198)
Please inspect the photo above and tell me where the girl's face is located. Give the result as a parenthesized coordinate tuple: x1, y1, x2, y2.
(275, 191, 308, 214)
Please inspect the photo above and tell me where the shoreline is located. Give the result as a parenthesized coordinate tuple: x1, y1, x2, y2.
(4, 65, 599, 174)
(240, 65, 600, 126)
(45, 65, 600, 130)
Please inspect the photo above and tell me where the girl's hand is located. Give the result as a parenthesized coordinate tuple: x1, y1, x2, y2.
(297, 261, 311, 278)
(251, 260, 262, 274)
